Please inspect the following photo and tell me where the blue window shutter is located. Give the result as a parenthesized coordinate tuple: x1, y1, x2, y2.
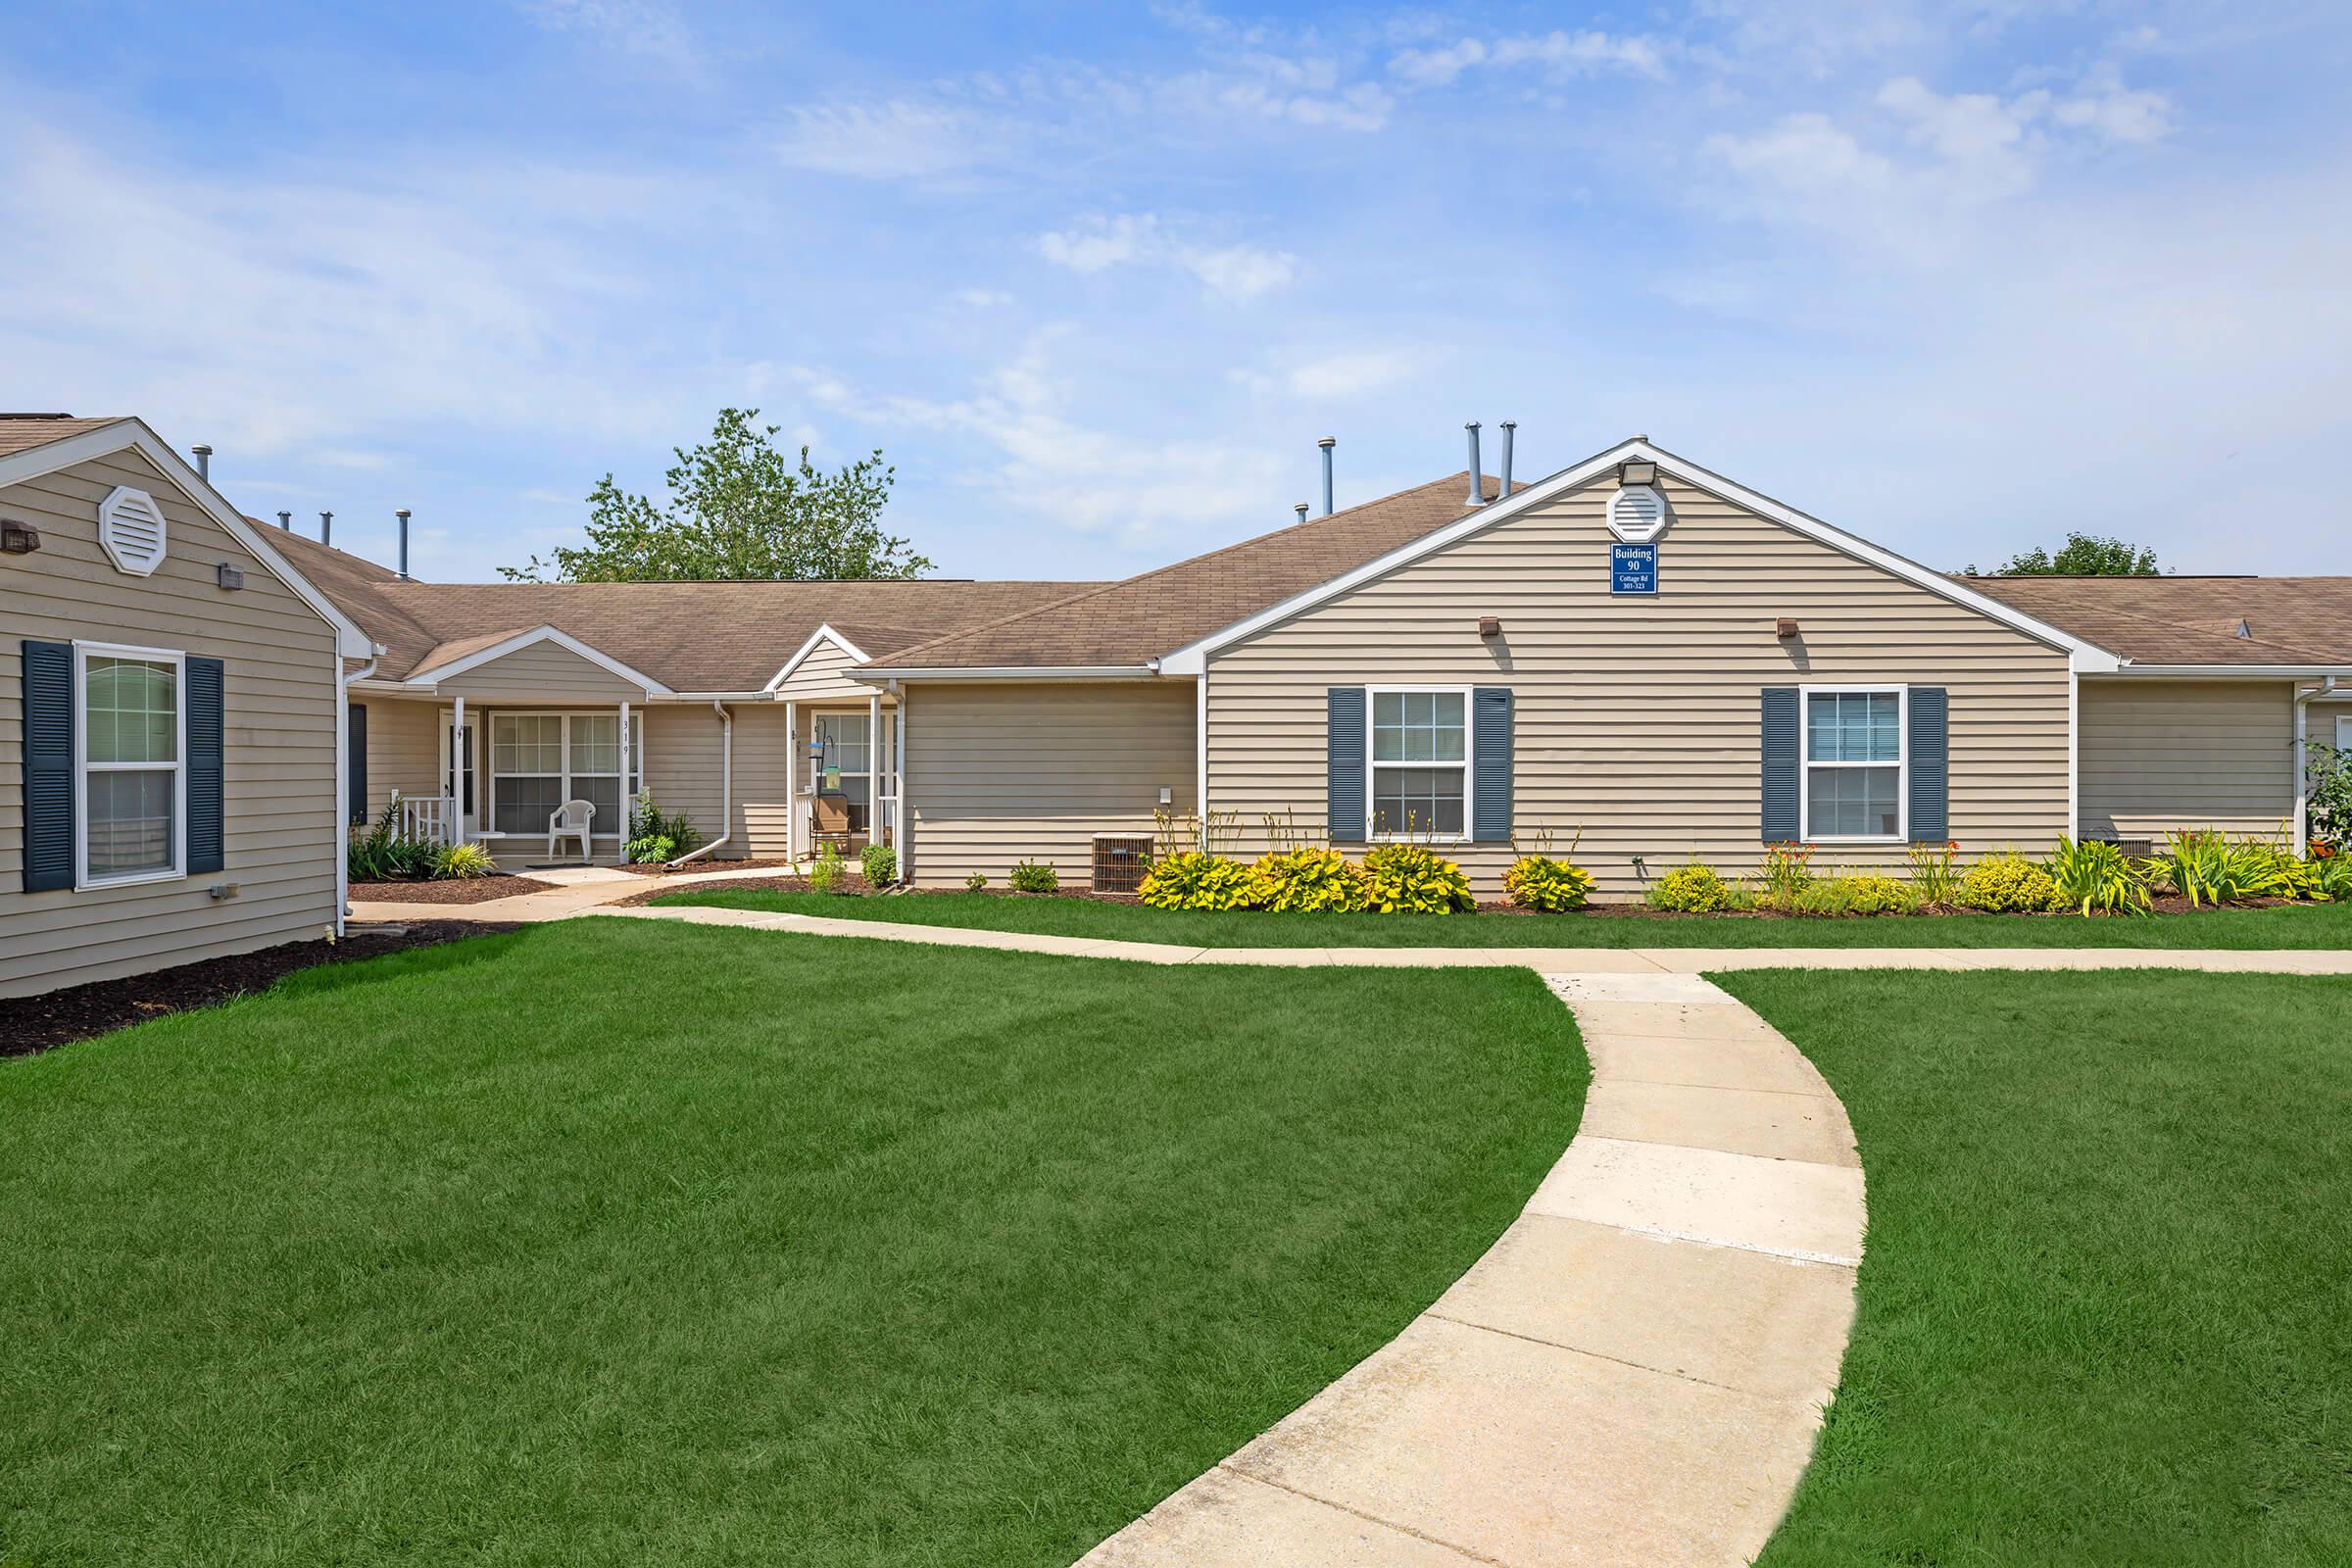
(1761, 687, 1799, 843)
(1909, 687, 1948, 843)
(348, 703, 369, 825)
(1471, 686, 1513, 842)
(187, 656, 224, 876)
(1327, 687, 1366, 843)
(21, 640, 74, 892)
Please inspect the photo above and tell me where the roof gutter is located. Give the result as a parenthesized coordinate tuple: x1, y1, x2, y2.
(853, 664, 1160, 682)
(2295, 675, 2339, 857)
(2090, 664, 2352, 679)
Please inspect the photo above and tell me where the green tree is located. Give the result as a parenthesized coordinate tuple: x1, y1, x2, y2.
(503, 409, 931, 582)
(1964, 532, 2163, 576)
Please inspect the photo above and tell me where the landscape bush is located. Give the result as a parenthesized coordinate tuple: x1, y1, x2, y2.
(1790, 874, 1917, 916)
(347, 798, 465, 883)
(1905, 840, 1965, 908)
(1009, 858, 1059, 895)
(860, 843, 898, 888)
(964, 870, 988, 892)
(2142, 829, 2313, 906)
(626, 791, 704, 863)
(1361, 844, 1475, 913)
(433, 842, 496, 880)
(1138, 852, 1253, 910)
(1503, 854, 1595, 911)
(1649, 859, 1736, 913)
(1958, 852, 2064, 913)
(1246, 847, 1370, 912)
(2048, 836, 2153, 916)
(1756, 842, 1816, 909)
(809, 841, 849, 895)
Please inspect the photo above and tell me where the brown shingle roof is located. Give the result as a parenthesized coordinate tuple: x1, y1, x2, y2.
(0, 415, 126, 457)
(1963, 575, 2352, 666)
(864, 472, 1500, 670)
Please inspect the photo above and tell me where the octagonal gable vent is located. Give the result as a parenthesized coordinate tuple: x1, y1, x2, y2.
(1606, 483, 1671, 544)
(98, 485, 168, 576)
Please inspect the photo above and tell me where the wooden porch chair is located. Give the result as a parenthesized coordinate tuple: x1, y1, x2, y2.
(548, 799, 595, 860)
(811, 791, 855, 855)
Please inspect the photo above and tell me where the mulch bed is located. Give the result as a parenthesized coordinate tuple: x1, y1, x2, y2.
(612, 857, 805, 878)
(349, 874, 558, 904)
(4, 920, 521, 1058)
(616, 872, 873, 906)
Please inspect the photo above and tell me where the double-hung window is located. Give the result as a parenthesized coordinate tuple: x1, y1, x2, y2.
(489, 712, 643, 836)
(76, 644, 186, 886)
(1369, 688, 1469, 838)
(1802, 687, 1905, 840)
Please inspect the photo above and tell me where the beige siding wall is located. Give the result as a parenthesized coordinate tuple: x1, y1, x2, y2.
(357, 697, 441, 823)
(906, 681, 1195, 887)
(1, 449, 341, 998)
(432, 641, 646, 701)
(1205, 473, 2075, 897)
(2080, 679, 2297, 840)
(774, 637, 876, 702)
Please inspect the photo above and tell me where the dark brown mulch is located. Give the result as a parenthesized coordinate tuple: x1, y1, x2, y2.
(348, 874, 558, 905)
(614, 871, 875, 906)
(4, 920, 521, 1058)
(612, 857, 805, 878)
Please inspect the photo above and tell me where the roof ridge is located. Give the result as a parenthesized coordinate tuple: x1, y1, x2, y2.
(869, 470, 1494, 668)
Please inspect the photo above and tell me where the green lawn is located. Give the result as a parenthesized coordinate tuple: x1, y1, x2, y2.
(653, 886, 2352, 948)
(0, 921, 1583, 1568)
(1724, 969, 2352, 1566)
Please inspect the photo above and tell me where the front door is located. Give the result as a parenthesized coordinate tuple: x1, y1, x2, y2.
(439, 711, 483, 842)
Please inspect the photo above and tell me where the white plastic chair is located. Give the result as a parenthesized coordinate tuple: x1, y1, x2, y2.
(547, 799, 595, 860)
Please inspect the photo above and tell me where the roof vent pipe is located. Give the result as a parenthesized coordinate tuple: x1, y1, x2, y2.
(1464, 422, 1484, 505)
(395, 509, 412, 580)
(319, 511, 332, 547)
(1294, 502, 1309, 524)
(1499, 421, 1516, 499)
(190, 445, 212, 481)
(1317, 436, 1336, 516)
(276, 511, 291, 530)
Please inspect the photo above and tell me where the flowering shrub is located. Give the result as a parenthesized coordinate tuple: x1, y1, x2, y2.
(1958, 852, 2063, 913)
(1791, 874, 1916, 916)
(1361, 843, 1476, 913)
(1756, 842, 1816, 909)
(1650, 859, 1735, 913)
(1246, 847, 1370, 912)
(1905, 840, 1965, 908)
(1138, 852, 1253, 910)
(1503, 854, 1595, 911)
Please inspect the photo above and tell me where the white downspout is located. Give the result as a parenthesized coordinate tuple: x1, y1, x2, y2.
(1195, 669, 1209, 852)
(668, 701, 734, 865)
(2294, 675, 2337, 857)
(784, 698, 800, 865)
(335, 653, 378, 936)
(894, 685, 908, 884)
(868, 689, 883, 855)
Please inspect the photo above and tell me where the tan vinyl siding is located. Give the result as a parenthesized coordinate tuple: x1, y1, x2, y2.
(906, 681, 1193, 887)
(1205, 474, 2074, 896)
(773, 638, 876, 702)
(2080, 679, 2297, 840)
(1, 449, 340, 998)
(432, 641, 647, 701)
(358, 697, 441, 822)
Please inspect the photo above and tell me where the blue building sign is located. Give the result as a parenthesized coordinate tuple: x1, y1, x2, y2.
(1610, 542, 1658, 596)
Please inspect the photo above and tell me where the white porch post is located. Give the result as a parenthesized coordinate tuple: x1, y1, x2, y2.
(784, 700, 800, 862)
(868, 690, 883, 848)
(619, 697, 633, 856)
(450, 694, 466, 845)
(894, 687, 907, 882)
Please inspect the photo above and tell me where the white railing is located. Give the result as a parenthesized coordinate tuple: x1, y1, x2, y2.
(398, 793, 458, 847)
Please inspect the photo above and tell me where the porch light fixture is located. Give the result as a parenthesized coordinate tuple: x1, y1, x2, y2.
(0, 518, 36, 555)
(217, 562, 245, 591)
(1617, 460, 1657, 487)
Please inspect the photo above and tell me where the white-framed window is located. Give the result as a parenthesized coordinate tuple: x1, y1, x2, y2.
(1367, 686, 1471, 840)
(487, 711, 643, 837)
(1800, 685, 1906, 841)
(74, 642, 187, 888)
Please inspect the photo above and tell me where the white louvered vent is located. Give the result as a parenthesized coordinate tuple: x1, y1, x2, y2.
(98, 486, 168, 576)
(1606, 483, 1671, 543)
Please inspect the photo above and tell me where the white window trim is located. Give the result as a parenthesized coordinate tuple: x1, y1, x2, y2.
(73, 640, 188, 891)
(1363, 684, 1475, 844)
(482, 710, 645, 840)
(1798, 683, 1908, 844)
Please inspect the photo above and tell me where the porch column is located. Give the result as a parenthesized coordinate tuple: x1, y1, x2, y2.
(784, 700, 799, 862)
(868, 690, 883, 848)
(619, 697, 633, 854)
(894, 688, 907, 882)
(450, 694, 466, 846)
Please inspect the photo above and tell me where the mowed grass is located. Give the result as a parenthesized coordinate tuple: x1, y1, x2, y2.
(1722, 969, 2352, 1566)
(0, 920, 1583, 1568)
(654, 885, 2352, 949)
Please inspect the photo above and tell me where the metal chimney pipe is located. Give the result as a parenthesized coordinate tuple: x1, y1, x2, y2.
(1317, 436, 1336, 516)
(1294, 502, 1309, 524)
(1464, 422, 1484, 505)
(395, 509, 412, 580)
(319, 511, 333, 547)
(1499, 420, 1516, 498)
(190, 445, 212, 481)
(276, 511, 291, 530)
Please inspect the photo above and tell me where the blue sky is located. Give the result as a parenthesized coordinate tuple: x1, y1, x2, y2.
(4, 1, 2347, 583)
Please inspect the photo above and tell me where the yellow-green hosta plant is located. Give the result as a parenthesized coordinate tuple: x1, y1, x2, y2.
(1137, 852, 1254, 911)
(1245, 847, 1371, 912)
(2047, 835, 2153, 916)
(1503, 854, 1596, 911)
(1958, 851, 2064, 913)
(1361, 843, 1476, 913)
(1649, 858, 1735, 913)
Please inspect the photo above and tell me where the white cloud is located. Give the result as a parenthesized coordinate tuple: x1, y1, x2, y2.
(1232, 348, 1419, 400)
(1037, 214, 1161, 273)
(956, 288, 1014, 307)
(518, 0, 700, 74)
(2048, 66, 2174, 144)
(1035, 214, 1298, 302)
(1391, 37, 1487, 88)
(1184, 244, 1298, 301)
(1392, 28, 1669, 89)
(773, 101, 1001, 179)
(1703, 112, 1891, 195)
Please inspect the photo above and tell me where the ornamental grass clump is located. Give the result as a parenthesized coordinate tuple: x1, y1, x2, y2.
(1138, 852, 1253, 910)
(2143, 829, 2308, 906)
(1958, 851, 2063, 913)
(1905, 840, 1965, 909)
(1756, 842, 1817, 911)
(1503, 854, 1595, 911)
(1245, 847, 1371, 912)
(1649, 858, 1735, 913)
(2048, 835, 2153, 917)
(1361, 843, 1475, 913)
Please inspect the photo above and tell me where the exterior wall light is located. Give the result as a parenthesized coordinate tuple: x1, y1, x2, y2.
(1, 518, 38, 555)
(1777, 617, 1800, 639)
(217, 562, 246, 591)
(1618, 460, 1658, 487)
(1478, 615, 1502, 639)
